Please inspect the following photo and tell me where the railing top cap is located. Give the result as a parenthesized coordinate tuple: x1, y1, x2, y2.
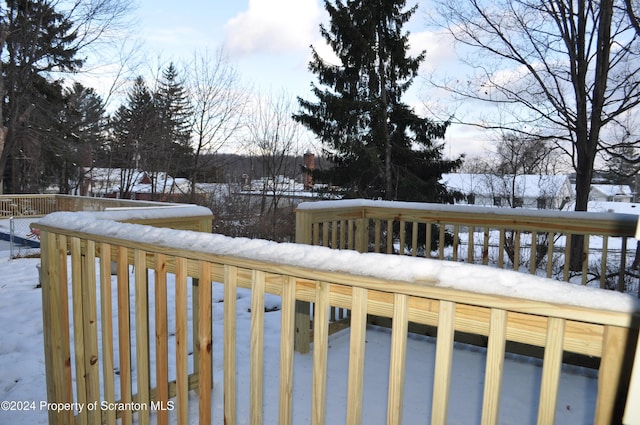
(296, 199, 640, 221)
(36, 211, 640, 316)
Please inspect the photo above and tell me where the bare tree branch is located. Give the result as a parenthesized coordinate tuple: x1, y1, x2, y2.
(185, 48, 250, 198)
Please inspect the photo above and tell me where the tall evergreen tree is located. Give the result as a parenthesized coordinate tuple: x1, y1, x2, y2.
(110, 76, 156, 198)
(1, 0, 82, 193)
(294, 0, 461, 201)
(9, 75, 66, 193)
(51, 83, 107, 194)
(109, 69, 193, 199)
(154, 63, 193, 181)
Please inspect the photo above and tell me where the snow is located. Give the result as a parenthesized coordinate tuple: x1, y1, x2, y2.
(84, 168, 193, 196)
(589, 184, 633, 200)
(90, 205, 212, 221)
(588, 200, 640, 215)
(296, 197, 640, 230)
(297, 197, 640, 221)
(37, 211, 640, 313)
(441, 173, 572, 198)
(1, 210, 638, 423)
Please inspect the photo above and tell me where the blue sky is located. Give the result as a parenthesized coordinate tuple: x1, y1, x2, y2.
(135, 0, 326, 97)
(113, 0, 487, 158)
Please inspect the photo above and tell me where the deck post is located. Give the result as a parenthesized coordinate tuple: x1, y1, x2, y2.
(624, 332, 640, 424)
(40, 231, 73, 425)
(595, 325, 637, 424)
(294, 209, 313, 353)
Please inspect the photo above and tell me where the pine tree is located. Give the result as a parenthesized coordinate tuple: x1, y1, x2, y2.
(294, 0, 461, 201)
(110, 76, 156, 198)
(154, 63, 193, 180)
(1, 0, 83, 192)
(109, 69, 193, 199)
(48, 82, 106, 194)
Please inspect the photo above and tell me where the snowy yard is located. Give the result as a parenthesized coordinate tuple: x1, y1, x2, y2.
(0, 248, 604, 425)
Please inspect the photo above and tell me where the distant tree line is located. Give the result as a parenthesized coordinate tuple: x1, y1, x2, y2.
(0, 1, 303, 197)
(5, 0, 638, 221)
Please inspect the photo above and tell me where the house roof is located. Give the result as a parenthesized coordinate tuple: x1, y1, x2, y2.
(589, 184, 633, 198)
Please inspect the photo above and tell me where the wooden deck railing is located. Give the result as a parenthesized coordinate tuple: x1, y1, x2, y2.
(36, 209, 639, 424)
(0, 194, 205, 219)
(295, 199, 640, 289)
(0, 194, 58, 217)
(0, 194, 213, 232)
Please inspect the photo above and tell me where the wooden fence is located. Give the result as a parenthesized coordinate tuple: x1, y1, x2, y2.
(295, 199, 640, 289)
(36, 210, 639, 425)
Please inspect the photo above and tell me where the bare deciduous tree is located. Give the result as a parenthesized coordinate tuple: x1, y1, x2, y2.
(428, 0, 640, 213)
(478, 133, 567, 268)
(186, 49, 249, 200)
(495, 134, 554, 176)
(244, 90, 304, 241)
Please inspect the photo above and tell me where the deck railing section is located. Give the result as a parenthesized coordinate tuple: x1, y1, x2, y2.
(37, 211, 639, 425)
(0, 194, 212, 233)
(1, 195, 211, 261)
(0, 194, 59, 217)
(295, 199, 640, 290)
(0, 194, 195, 219)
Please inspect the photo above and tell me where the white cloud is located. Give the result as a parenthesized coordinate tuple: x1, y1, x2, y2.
(145, 26, 202, 47)
(409, 30, 457, 71)
(224, 0, 322, 56)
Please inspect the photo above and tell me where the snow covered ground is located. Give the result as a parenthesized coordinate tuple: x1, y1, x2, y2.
(0, 248, 602, 425)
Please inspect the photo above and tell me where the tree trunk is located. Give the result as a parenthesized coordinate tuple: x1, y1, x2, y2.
(569, 153, 595, 271)
(569, 0, 612, 271)
(377, 26, 392, 200)
(0, 25, 6, 194)
(0, 127, 6, 194)
(632, 241, 640, 270)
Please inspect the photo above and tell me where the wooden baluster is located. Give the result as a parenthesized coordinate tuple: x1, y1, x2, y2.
(431, 301, 455, 425)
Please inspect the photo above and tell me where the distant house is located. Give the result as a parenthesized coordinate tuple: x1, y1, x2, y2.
(79, 168, 137, 197)
(80, 167, 195, 201)
(236, 174, 328, 209)
(441, 173, 574, 210)
(248, 175, 305, 194)
(588, 184, 634, 203)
